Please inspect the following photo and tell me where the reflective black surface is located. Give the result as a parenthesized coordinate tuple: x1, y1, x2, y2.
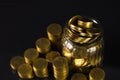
(0, 1, 120, 80)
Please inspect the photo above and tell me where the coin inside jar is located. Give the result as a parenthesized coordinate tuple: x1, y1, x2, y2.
(10, 56, 25, 70)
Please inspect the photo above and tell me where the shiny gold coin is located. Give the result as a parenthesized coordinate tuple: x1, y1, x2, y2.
(24, 48, 39, 64)
(10, 56, 25, 70)
(71, 73, 87, 80)
(62, 47, 72, 61)
(35, 38, 51, 53)
(68, 15, 82, 26)
(46, 51, 60, 63)
(70, 24, 83, 32)
(33, 58, 48, 78)
(17, 64, 34, 79)
(89, 67, 105, 80)
(73, 58, 85, 67)
(77, 20, 93, 29)
(72, 47, 88, 58)
(47, 23, 62, 43)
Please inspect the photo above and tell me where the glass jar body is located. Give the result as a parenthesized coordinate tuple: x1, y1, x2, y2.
(62, 27, 104, 68)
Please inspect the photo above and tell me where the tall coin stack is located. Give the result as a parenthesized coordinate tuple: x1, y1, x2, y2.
(53, 56, 69, 80)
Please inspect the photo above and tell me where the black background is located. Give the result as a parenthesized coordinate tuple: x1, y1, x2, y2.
(0, 1, 120, 80)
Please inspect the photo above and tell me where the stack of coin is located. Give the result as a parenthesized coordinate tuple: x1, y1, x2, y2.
(53, 56, 69, 80)
(47, 23, 62, 43)
(47, 23, 62, 52)
(89, 67, 105, 80)
(33, 58, 48, 78)
(46, 51, 61, 63)
(35, 38, 51, 54)
(10, 56, 25, 70)
(24, 48, 39, 64)
(17, 63, 34, 79)
(71, 73, 87, 80)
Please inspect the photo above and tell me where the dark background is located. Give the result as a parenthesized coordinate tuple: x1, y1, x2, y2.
(0, 1, 120, 80)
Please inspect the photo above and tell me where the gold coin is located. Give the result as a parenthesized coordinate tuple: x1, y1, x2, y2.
(71, 73, 87, 80)
(24, 48, 39, 64)
(47, 23, 62, 43)
(17, 64, 34, 79)
(89, 67, 105, 80)
(70, 24, 83, 32)
(35, 38, 51, 53)
(73, 58, 85, 67)
(10, 56, 25, 70)
(46, 51, 60, 63)
(68, 15, 82, 26)
(72, 47, 88, 58)
(62, 47, 72, 61)
(33, 58, 48, 78)
(77, 20, 93, 29)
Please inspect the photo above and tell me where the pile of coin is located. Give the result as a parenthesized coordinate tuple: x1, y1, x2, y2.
(9, 23, 66, 79)
(62, 15, 104, 70)
(10, 15, 105, 80)
(67, 15, 102, 44)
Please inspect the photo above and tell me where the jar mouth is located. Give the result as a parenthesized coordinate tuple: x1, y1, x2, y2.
(65, 15, 103, 46)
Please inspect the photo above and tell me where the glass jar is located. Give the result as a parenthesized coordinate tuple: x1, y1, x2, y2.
(61, 15, 104, 69)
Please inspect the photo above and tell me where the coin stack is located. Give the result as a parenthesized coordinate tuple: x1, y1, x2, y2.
(17, 63, 34, 79)
(35, 38, 51, 54)
(47, 23, 62, 52)
(46, 51, 61, 63)
(53, 56, 69, 80)
(24, 48, 39, 64)
(33, 58, 48, 78)
(10, 56, 25, 70)
(47, 23, 62, 43)
(89, 67, 105, 80)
